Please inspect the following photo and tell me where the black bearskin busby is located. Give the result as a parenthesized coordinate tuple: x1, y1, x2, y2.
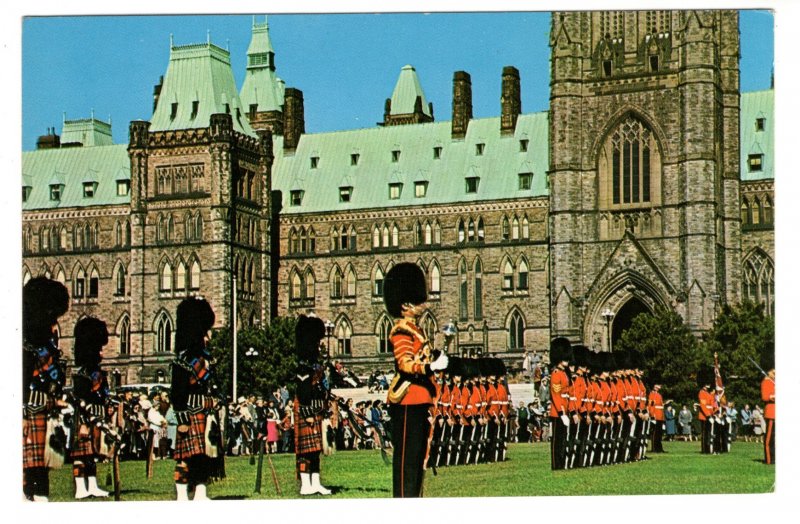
(572, 345, 590, 369)
(478, 358, 494, 378)
(73, 316, 109, 368)
(174, 297, 215, 354)
(295, 314, 326, 362)
(491, 358, 507, 377)
(549, 337, 573, 367)
(22, 277, 69, 345)
(696, 366, 716, 389)
(383, 262, 427, 318)
(462, 358, 482, 381)
(447, 356, 466, 378)
(761, 339, 775, 372)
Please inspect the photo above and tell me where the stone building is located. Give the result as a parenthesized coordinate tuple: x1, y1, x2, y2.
(21, 12, 774, 383)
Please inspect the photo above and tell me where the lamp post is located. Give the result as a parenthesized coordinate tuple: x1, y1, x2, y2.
(233, 274, 238, 402)
(324, 320, 334, 359)
(246, 347, 259, 358)
(601, 308, 615, 353)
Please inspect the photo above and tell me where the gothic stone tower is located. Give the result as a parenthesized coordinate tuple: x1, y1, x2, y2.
(549, 10, 741, 349)
(128, 42, 273, 379)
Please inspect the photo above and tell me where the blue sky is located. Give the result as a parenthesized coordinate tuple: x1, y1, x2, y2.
(21, 11, 773, 150)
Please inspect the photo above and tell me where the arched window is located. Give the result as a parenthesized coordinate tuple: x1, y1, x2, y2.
(195, 213, 203, 241)
(23, 228, 32, 253)
(336, 318, 352, 355)
(512, 217, 520, 240)
(74, 266, 86, 298)
(752, 199, 762, 225)
(155, 312, 173, 354)
(391, 224, 399, 247)
(518, 258, 529, 290)
(84, 224, 92, 248)
(157, 215, 165, 243)
(374, 267, 384, 297)
(184, 212, 193, 241)
(430, 262, 441, 294)
(415, 221, 423, 245)
(289, 227, 298, 254)
(522, 216, 530, 239)
(308, 227, 316, 252)
(249, 259, 256, 293)
(330, 227, 339, 251)
(299, 227, 307, 253)
(116, 221, 123, 246)
(508, 310, 525, 351)
(373, 226, 381, 248)
(119, 316, 131, 355)
(23, 268, 31, 286)
(420, 313, 438, 347)
(167, 216, 174, 242)
(424, 222, 432, 245)
(55, 268, 65, 285)
(740, 200, 750, 225)
(433, 221, 441, 245)
(190, 260, 201, 290)
(743, 250, 775, 316)
(477, 218, 485, 243)
(331, 267, 343, 299)
(304, 269, 315, 300)
(600, 115, 661, 208)
(764, 197, 773, 224)
(458, 259, 468, 321)
(349, 226, 357, 251)
(458, 219, 466, 243)
(377, 316, 393, 354)
(345, 267, 357, 297)
(468, 218, 476, 242)
(382, 225, 390, 247)
(502, 217, 510, 241)
(59, 227, 67, 251)
(160, 261, 172, 292)
(175, 260, 186, 294)
(474, 258, 483, 320)
(125, 220, 131, 246)
(502, 259, 514, 290)
(290, 270, 302, 300)
(116, 263, 127, 296)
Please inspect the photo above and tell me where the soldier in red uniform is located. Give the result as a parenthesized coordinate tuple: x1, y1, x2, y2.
(549, 337, 572, 470)
(697, 367, 717, 454)
(494, 360, 510, 461)
(446, 361, 464, 466)
(647, 383, 666, 453)
(569, 346, 589, 468)
(760, 353, 775, 465)
(384, 263, 448, 497)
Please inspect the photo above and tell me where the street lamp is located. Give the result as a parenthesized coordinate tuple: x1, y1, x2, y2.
(601, 308, 615, 352)
(324, 320, 335, 358)
(246, 347, 259, 357)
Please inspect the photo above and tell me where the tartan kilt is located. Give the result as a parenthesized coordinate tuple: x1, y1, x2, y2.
(22, 411, 47, 469)
(174, 412, 207, 460)
(71, 425, 103, 460)
(294, 401, 323, 455)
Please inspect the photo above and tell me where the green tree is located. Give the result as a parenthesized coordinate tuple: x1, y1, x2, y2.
(615, 307, 703, 407)
(701, 301, 774, 408)
(208, 316, 299, 401)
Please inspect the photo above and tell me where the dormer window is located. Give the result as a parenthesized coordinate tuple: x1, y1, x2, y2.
(465, 177, 479, 194)
(83, 182, 97, 198)
(339, 186, 353, 203)
(756, 118, 765, 132)
(475, 143, 485, 156)
(310, 156, 319, 169)
(389, 183, 403, 200)
(351, 153, 360, 166)
(748, 154, 763, 172)
(49, 184, 63, 201)
(170, 102, 178, 120)
(391, 150, 401, 163)
(415, 181, 428, 198)
(290, 190, 304, 206)
(433, 146, 442, 159)
(249, 104, 258, 119)
(224, 103, 231, 114)
(22, 186, 31, 203)
(117, 180, 130, 197)
(191, 101, 199, 120)
(518, 173, 533, 191)
(519, 139, 529, 152)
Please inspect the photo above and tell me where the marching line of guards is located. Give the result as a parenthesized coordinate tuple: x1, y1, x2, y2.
(548, 339, 666, 470)
(427, 357, 511, 469)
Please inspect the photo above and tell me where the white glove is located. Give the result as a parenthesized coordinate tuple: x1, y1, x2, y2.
(560, 414, 570, 426)
(429, 353, 449, 372)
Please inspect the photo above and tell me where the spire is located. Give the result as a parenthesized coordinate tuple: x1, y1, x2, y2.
(240, 15, 284, 127)
(247, 15, 275, 70)
(382, 65, 434, 126)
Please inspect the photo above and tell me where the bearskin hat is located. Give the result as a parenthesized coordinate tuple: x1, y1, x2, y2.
(174, 297, 215, 353)
(549, 337, 573, 367)
(601, 351, 618, 374)
(696, 366, 716, 389)
(73, 316, 109, 367)
(627, 350, 645, 371)
(761, 339, 775, 372)
(462, 358, 482, 380)
(447, 356, 466, 378)
(586, 351, 601, 375)
(491, 358, 507, 377)
(477, 358, 494, 378)
(383, 263, 427, 318)
(295, 314, 326, 362)
(22, 277, 69, 344)
(572, 345, 590, 369)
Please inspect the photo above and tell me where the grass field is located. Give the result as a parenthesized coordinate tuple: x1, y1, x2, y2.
(47, 440, 774, 501)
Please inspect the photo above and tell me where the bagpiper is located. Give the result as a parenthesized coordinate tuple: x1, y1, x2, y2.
(22, 277, 69, 502)
(383, 263, 448, 497)
(548, 337, 572, 470)
(70, 317, 112, 499)
(293, 314, 333, 496)
(170, 297, 219, 501)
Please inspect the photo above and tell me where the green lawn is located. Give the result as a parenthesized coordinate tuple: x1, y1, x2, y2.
(48, 440, 773, 501)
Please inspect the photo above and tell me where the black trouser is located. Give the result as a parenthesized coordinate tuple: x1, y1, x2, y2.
(550, 416, 568, 470)
(23, 467, 48, 499)
(764, 419, 775, 465)
(389, 404, 431, 498)
(651, 421, 664, 452)
(701, 418, 712, 454)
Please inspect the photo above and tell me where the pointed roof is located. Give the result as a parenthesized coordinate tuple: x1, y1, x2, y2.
(389, 65, 432, 117)
(60, 116, 113, 147)
(150, 40, 256, 137)
(240, 17, 285, 114)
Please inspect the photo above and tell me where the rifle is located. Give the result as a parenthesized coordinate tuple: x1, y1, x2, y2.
(254, 437, 264, 493)
(747, 356, 775, 382)
(145, 428, 155, 479)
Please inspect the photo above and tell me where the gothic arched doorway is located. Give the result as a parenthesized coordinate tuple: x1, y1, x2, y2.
(611, 297, 651, 350)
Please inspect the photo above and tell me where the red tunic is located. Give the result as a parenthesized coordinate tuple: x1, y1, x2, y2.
(461, 385, 474, 418)
(438, 383, 451, 418)
(388, 319, 435, 405)
(496, 383, 510, 418)
(549, 368, 570, 418)
(698, 389, 715, 421)
(648, 390, 665, 421)
(761, 376, 775, 420)
(485, 383, 499, 418)
(450, 385, 462, 420)
(571, 375, 588, 414)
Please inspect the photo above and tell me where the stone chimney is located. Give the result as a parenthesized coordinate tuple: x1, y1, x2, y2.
(282, 88, 305, 152)
(500, 66, 521, 135)
(36, 127, 60, 150)
(451, 71, 472, 139)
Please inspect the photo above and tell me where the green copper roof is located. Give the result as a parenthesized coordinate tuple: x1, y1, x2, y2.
(740, 89, 774, 182)
(389, 65, 432, 117)
(240, 17, 285, 114)
(60, 117, 113, 147)
(246, 16, 274, 56)
(272, 112, 549, 214)
(22, 145, 130, 210)
(150, 42, 257, 137)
